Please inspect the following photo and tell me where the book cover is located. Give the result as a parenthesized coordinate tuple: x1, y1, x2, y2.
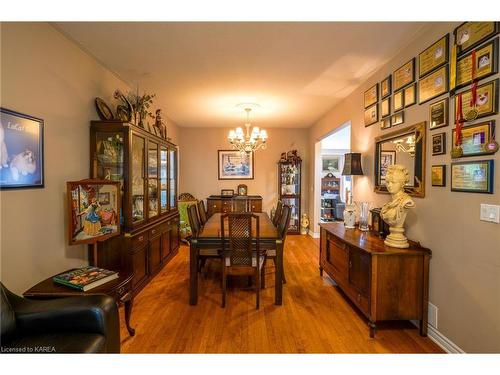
(53, 266, 118, 291)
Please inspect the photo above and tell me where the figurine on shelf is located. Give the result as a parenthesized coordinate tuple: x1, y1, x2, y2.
(113, 89, 133, 122)
(380, 165, 416, 248)
(154, 109, 167, 139)
(300, 213, 309, 235)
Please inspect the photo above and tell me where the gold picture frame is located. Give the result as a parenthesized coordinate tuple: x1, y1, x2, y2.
(381, 97, 391, 118)
(451, 120, 496, 157)
(454, 22, 499, 55)
(418, 65, 449, 104)
(429, 97, 449, 130)
(419, 34, 449, 78)
(393, 58, 415, 91)
(393, 90, 404, 112)
(455, 78, 499, 121)
(456, 38, 498, 90)
(451, 160, 494, 193)
(380, 118, 391, 130)
(431, 165, 446, 187)
(391, 111, 404, 126)
(364, 83, 378, 108)
(404, 83, 417, 107)
(364, 103, 378, 127)
(381, 76, 392, 98)
(432, 132, 446, 155)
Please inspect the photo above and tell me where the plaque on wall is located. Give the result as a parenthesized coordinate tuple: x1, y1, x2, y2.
(393, 58, 415, 91)
(364, 84, 378, 108)
(364, 103, 378, 127)
(404, 83, 417, 107)
(381, 97, 390, 118)
(393, 90, 404, 112)
(454, 22, 499, 55)
(451, 120, 497, 157)
(418, 65, 449, 104)
(419, 34, 449, 78)
(431, 165, 446, 187)
(432, 132, 446, 155)
(429, 97, 449, 130)
(451, 160, 494, 193)
(455, 78, 498, 121)
(381, 76, 392, 98)
(455, 38, 498, 90)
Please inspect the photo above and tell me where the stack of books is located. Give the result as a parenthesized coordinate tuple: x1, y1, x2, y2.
(53, 266, 118, 291)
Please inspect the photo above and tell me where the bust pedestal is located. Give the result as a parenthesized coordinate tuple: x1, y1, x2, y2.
(384, 226, 409, 248)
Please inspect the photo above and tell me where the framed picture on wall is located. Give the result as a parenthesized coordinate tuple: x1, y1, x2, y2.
(393, 58, 415, 91)
(381, 76, 392, 98)
(431, 165, 446, 187)
(364, 83, 378, 108)
(364, 104, 378, 127)
(429, 98, 449, 130)
(322, 155, 341, 173)
(0, 108, 44, 189)
(404, 83, 417, 107)
(218, 150, 254, 180)
(432, 132, 446, 155)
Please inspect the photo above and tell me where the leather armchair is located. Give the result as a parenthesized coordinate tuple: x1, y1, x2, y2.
(0, 282, 120, 353)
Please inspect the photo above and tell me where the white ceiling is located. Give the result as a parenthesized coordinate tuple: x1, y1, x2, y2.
(54, 22, 428, 128)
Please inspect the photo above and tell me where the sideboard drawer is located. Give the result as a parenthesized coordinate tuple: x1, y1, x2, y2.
(132, 232, 148, 249)
(249, 200, 262, 212)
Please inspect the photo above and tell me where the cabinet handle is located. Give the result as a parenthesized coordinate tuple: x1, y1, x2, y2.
(357, 293, 361, 301)
(152, 229, 156, 234)
(252, 205, 255, 209)
(138, 236, 144, 242)
(213, 205, 217, 208)
(349, 261, 352, 268)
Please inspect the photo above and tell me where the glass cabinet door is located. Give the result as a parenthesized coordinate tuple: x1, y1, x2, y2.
(169, 147, 177, 209)
(281, 197, 300, 232)
(95, 132, 124, 183)
(280, 163, 300, 195)
(131, 134, 145, 223)
(147, 141, 159, 218)
(160, 146, 168, 213)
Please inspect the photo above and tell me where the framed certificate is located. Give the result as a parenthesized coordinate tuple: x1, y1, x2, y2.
(419, 34, 449, 78)
(364, 83, 378, 108)
(456, 38, 498, 90)
(455, 78, 498, 121)
(451, 160, 494, 193)
(393, 90, 404, 112)
(364, 104, 378, 127)
(391, 111, 404, 126)
(451, 120, 496, 157)
(431, 165, 446, 187)
(404, 83, 417, 107)
(418, 65, 449, 104)
(393, 58, 415, 91)
(454, 22, 499, 55)
(380, 118, 391, 130)
(381, 76, 392, 98)
(432, 132, 446, 155)
(429, 98, 449, 130)
(381, 97, 390, 118)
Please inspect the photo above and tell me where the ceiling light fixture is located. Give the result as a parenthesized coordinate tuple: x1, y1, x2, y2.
(228, 103, 268, 154)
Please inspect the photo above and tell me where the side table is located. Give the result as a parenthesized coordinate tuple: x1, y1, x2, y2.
(23, 269, 136, 337)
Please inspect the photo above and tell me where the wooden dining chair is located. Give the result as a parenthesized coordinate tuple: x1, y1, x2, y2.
(263, 204, 291, 285)
(197, 200, 208, 226)
(272, 200, 283, 227)
(220, 213, 266, 309)
(187, 203, 219, 273)
(231, 198, 247, 213)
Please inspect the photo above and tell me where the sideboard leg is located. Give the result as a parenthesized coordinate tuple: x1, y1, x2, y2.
(369, 321, 376, 338)
(124, 298, 136, 337)
(319, 266, 323, 277)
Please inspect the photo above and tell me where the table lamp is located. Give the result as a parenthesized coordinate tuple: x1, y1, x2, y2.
(341, 153, 364, 228)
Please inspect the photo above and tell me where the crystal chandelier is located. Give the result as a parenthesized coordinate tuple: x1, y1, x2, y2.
(228, 105, 268, 154)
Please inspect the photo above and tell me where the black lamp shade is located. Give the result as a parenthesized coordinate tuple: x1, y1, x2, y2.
(342, 153, 364, 175)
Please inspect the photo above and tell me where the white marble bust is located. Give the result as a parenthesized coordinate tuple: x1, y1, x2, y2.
(380, 165, 415, 248)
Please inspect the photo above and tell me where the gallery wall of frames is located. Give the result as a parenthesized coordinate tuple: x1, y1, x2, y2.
(365, 22, 499, 195)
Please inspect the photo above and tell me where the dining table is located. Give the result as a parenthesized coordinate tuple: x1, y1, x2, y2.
(189, 212, 283, 305)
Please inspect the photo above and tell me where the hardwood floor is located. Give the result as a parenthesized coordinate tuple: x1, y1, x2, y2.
(119, 235, 443, 353)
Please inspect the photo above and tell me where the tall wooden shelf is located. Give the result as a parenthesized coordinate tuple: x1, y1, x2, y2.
(278, 160, 301, 234)
(90, 120, 180, 296)
(321, 175, 340, 222)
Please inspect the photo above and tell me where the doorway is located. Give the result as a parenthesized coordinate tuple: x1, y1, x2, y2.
(312, 122, 351, 236)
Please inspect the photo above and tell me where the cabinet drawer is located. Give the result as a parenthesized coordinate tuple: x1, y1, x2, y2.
(111, 280, 132, 302)
(208, 200, 221, 213)
(221, 200, 232, 213)
(328, 234, 345, 250)
(328, 239, 348, 277)
(149, 226, 161, 238)
(249, 200, 262, 212)
(132, 232, 148, 249)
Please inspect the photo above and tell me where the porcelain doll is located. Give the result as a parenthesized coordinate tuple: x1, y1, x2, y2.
(380, 165, 415, 248)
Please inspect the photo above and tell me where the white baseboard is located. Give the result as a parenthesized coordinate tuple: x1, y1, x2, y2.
(411, 320, 465, 353)
(309, 231, 320, 238)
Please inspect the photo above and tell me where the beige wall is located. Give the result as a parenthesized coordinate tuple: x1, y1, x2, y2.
(308, 22, 500, 353)
(179, 127, 308, 215)
(0, 22, 179, 294)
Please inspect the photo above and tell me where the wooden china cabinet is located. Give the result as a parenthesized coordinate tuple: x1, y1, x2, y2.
(90, 120, 180, 295)
(278, 160, 301, 233)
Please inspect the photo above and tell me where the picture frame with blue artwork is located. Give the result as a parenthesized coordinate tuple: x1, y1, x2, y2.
(218, 150, 254, 180)
(0, 108, 44, 189)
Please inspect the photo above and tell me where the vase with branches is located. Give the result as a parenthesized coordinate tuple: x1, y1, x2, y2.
(127, 92, 156, 128)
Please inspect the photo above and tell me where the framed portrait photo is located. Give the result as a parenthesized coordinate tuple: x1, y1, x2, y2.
(364, 83, 378, 108)
(451, 160, 494, 193)
(393, 58, 415, 91)
(364, 103, 378, 127)
(381, 76, 392, 98)
(429, 98, 449, 130)
(431, 165, 446, 187)
(0, 108, 44, 189)
(218, 150, 254, 180)
(221, 189, 234, 196)
(432, 132, 446, 155)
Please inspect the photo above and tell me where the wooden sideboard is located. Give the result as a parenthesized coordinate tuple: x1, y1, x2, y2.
(206, 195, 262, 217)
(319, 222, 431, 338)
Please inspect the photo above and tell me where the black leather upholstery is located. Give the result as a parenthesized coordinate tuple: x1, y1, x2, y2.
(0, 282, 120, 353)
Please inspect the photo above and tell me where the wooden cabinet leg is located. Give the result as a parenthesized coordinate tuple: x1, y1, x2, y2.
(124, 299, 136, 337)
(189, 241, 199, 305)
(419, 319, 428, 337)
(369, 321, 376, 338)
(319, 266, 323, 277)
